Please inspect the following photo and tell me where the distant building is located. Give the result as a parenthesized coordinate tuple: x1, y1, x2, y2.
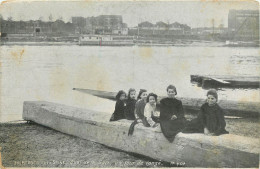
(191, 27, 228, 35)
(155, 21, 168, 30)
(72, 17, 87, 34)
(95, 15, 123, 29)
(83, 15, 127, 35)
(134, 21, 191, 36)
(1, 20, 75, 36)
(112, 28, 128, 35)
(1, 20, 51, 35)
(138, 21, 154, 29)
(228, 10, 259, 40)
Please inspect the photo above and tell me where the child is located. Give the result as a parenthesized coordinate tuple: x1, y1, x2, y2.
(144, 93, 160, 127)
(160, 85, 186, 142)
(135, 89, 148, 120)
(183, 89, 229, 136)
(110, 90, 126, 121)
(128, 89, 149, 135)
(125, 88, 137, 120)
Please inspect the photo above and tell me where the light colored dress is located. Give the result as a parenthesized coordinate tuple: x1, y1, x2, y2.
(144, 103, 160, 127)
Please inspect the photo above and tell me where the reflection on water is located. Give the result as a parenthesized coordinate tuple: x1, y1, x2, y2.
(0, 45, 259, 122)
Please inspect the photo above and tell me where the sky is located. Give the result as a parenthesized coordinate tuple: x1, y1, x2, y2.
(0, 0, 259, 28)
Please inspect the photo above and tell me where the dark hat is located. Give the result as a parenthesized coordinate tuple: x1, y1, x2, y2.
(166, 85, 177, 95)
(207, 89, 218, 100)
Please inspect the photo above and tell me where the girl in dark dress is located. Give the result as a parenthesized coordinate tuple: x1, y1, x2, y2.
(125, 88, 137, 120)
(109, 90, 126, 121)
(135, 89, 148, 120)
(183, 89, 229, 136)
(159, 85, 186, 142)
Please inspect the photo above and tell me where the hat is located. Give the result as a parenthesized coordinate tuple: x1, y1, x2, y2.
(207, 89, 218, 101)
(166, 85, 177, 95)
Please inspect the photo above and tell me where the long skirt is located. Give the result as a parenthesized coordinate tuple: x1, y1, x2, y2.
(160, 118, 186, 143)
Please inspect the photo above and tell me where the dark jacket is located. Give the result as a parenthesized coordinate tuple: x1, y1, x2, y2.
(110, 100, 125, 121)
(125, 98, 137, 120)
(183, 103, 228, 136)
(135, 99, 146, 119)
(200, 103, 228, 135)
(159, 98, 186, 142)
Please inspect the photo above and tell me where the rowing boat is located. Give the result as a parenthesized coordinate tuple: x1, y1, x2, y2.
(72, 88, 260, 117)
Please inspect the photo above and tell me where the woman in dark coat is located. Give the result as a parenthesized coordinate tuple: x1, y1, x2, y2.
(159, 85, 186, 142)
(109, 90, 126, 121)
(183, 89, 229, 136)
(125, 88, 137, 120)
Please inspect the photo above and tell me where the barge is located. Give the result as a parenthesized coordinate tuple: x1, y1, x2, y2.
(79, 35, 134, 46)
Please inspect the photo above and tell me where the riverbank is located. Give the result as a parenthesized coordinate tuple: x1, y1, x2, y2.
(0, 41, 78, 46)
(0, 122, 171, 168)
(0, 39, 226, 47)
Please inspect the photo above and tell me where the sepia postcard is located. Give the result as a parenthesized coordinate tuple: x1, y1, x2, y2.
(0, 0, 259, 168)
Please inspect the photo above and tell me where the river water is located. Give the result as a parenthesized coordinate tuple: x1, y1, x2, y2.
(0, 44, 259, 122)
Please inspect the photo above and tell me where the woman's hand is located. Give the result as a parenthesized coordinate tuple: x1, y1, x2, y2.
(152, 123, 159, 128)
(171, 115, 177, 120)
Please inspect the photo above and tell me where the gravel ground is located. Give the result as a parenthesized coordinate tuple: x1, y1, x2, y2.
(0, 122, 172, 168)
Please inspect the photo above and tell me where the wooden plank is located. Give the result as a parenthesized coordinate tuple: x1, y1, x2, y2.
(210, 77, 230, 84)
(22, 101, 260, 168)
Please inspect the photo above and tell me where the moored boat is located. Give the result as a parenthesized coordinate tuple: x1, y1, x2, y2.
(190, 74, 260, 88)
(79, 35, 135, 46)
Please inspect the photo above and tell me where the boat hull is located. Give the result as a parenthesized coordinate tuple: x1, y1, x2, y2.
(23, 101, 260, 168)
(191, 75, 260, 88)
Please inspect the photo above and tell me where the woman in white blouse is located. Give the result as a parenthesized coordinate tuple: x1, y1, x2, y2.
(144, 93, 160, 127)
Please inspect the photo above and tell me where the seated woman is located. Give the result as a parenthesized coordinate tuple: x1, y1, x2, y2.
(144, 93, 160, 128)
(159, 85, 186, 142)
(183, 89, 229, 136)
(135, 89, 150, 126)
(109, 90, 126, 121)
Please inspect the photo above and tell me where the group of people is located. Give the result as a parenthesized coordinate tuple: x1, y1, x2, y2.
(109, 85, 229, 142)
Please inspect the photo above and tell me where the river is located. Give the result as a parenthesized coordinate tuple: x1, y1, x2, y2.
(0, 45, 259, 122)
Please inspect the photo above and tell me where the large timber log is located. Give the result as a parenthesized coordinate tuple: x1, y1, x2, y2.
(23, 101, 260, 168)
